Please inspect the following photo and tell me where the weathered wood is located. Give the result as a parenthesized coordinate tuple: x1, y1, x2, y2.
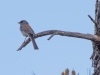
(17, 38, 31, 51)
(17, 30, 100, 51)
(91, 0, 100, 75)
(88, 15, 97, 25)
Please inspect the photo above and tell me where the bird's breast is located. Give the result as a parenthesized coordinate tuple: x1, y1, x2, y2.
(21, 31, 28, 37)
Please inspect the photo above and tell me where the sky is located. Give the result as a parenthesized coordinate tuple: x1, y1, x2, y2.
(0, 0, 95, 75)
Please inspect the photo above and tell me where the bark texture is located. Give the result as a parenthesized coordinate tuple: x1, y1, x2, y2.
(91, 0, 100, 75)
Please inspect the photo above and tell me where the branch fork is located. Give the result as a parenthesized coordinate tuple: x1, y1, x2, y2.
(17, 30, 100, 51)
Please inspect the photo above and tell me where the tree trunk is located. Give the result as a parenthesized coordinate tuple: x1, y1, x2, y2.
(91, 0, 100, 75)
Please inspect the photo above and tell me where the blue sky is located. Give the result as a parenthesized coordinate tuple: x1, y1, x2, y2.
(0, 0, 95, 75)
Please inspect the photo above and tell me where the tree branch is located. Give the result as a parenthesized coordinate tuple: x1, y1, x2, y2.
(88, 15, 97, 25)
(17, 30, 100, 51)
(47, 32, 57, 40)
(17, 38, 31, 51)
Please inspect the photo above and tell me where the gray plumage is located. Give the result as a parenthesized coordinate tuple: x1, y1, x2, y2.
(18, 20, 39, 50)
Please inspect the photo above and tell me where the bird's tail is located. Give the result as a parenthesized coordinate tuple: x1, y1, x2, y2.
(28, 34, 39, 50)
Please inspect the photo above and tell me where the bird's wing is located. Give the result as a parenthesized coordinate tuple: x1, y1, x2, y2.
(21, 24, 35, 35)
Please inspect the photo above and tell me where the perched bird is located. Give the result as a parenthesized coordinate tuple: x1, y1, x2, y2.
(18, 20, 39, 50)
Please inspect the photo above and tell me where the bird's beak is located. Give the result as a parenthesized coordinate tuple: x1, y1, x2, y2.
(18, 22, 20, 24)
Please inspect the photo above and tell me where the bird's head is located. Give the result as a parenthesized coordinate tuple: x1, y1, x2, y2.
(18, 20, 29, 24)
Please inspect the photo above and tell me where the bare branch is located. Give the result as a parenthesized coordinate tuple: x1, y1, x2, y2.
(17, 38, 31, 51)
(47, 32, 57, 40)
(17, 30, 100, 51)
(88, 15, 97, 25)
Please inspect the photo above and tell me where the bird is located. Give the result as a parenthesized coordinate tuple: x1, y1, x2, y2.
(18, 20, 39, 50)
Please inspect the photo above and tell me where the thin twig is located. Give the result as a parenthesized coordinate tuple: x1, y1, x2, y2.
(47, 32, 57, 40)
(31, 71, 35, 75)
(88, 15, 97, 25)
